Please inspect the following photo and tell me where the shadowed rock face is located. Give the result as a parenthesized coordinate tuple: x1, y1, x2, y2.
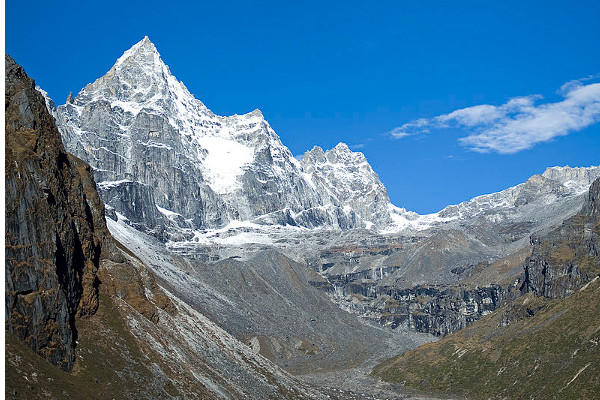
(521, 177, 600, 298)
(5, 54, 108, 371)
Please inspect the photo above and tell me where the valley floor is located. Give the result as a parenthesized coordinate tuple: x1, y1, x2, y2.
(301, 363, 459, 400)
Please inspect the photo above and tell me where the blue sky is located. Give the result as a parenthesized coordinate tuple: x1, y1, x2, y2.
(6, 0, 600, 213)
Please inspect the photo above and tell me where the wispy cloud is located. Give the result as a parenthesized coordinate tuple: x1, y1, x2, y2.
(349, 143, 365, 150)
(390, 77, 600, 153)
(444, 155, 464, 161)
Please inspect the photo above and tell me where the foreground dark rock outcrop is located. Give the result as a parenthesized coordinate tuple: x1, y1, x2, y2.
(5, 54, 108, 371)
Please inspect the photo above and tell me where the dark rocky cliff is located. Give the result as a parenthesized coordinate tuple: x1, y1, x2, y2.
(521, 177, 600, 298)
(313, 276, 505, 336)
(5, 54, 109, 371)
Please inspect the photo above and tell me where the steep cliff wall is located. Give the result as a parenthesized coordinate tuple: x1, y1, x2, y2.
(521, 177, 600, 298)
(5, 54, 108, 371)
(314, 276, 505, 336)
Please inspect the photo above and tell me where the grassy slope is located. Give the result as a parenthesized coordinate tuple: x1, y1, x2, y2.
(5, 290, 210, 400)
(373, 279, 600, 400)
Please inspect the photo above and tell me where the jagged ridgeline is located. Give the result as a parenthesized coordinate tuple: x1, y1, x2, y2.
(48, 36, 403, 240)
(42, 37, 600, 249)
(5, 54, 108, 371)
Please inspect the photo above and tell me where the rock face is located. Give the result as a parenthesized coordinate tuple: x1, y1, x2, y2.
(5, 55, 108, 371)
(300, 143, 397, 228)
(52, 37, 399, 238)
(316, 278, 505, 336)
(521, 177, 600, 298)
(582, 175, 600, 218)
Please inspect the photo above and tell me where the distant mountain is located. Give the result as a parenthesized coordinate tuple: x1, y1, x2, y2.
(300, 143, 399, 229)
(301, 166, 600, 289)
(292, 166, 599, 338)
(392, 165, 600, 231)
(44, 38, 600, 250)
(48, 37, 401, 239)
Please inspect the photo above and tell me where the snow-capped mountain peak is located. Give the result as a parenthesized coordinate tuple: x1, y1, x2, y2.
(114, 36, 159, 68)
(541, 166, 600, 194)
(53, 38, 403, 237)
(75, 36, 212, 136)
(390, 165, 600, 232)
(301, 143, 393, 227)
(328, 142, 368, 164)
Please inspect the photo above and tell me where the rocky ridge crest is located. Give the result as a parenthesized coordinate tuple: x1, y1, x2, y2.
(5, 54, 108, 371)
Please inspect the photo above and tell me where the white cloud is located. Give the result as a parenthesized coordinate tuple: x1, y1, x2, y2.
(389, 78, 600, 154)
(389, 118, 431, 138)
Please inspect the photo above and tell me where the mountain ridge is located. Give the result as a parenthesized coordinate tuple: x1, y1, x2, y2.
(43, 37, 600, 246)
(52, 37, 401, 237)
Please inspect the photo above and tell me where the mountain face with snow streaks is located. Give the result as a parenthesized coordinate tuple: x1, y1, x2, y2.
(47, 37, 600, 247)
(437, 166, 600, 221)
(53, 37, 397, 239)
(300, 143, 396, 228)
